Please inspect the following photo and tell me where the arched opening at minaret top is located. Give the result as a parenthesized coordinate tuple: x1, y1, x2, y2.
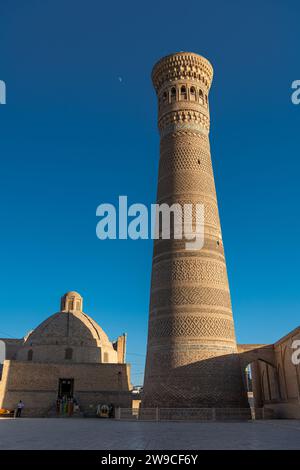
(180, 85, 187, 100)
(190, 86, 196, 101)
(170, 87, 176, 103)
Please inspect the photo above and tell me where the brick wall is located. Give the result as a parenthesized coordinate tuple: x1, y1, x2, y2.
(0, 360, 132, 416)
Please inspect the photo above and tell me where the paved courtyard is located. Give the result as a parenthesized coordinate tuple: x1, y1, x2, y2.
(0, 418, 300, 450)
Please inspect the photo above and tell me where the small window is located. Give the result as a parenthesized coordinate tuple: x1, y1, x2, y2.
(199, 89, 204, 104)
(170, 87, 176, 103)
(103, 352, 109, 363)
(190, 87, 196, 101)
(162, 91, 167, 102)
(68, 300, 74, 310)
(180, 85, 187, 100)
(65, 348, 73, 360)
(27, 349, 33, 361)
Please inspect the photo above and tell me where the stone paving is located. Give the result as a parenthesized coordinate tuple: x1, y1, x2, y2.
(0, 418, 300, 450)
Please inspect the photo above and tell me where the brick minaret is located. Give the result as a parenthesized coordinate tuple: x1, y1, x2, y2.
(143, 52, 248, 408)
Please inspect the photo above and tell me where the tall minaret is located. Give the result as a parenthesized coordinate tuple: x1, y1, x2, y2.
(143, 52, 248, 408)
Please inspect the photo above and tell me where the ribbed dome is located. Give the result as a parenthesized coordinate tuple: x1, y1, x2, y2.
(16, 292, 118, 364)
(25, 310, 111, 347)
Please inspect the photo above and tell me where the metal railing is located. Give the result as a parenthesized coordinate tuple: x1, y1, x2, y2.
(115, 407, 274, 421)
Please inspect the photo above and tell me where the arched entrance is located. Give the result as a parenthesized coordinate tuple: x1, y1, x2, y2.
(244, 360, 280, 418)
(238, 344, 278, 419)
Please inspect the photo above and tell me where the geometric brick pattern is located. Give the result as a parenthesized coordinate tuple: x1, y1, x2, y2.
(149, 286, 232, 311)
(159, 138, 213, 178)
(156, 197, 220, 228)
(151, 258, 229, 287)
(157, 172, 216, 200)
(148, 316, 235, 341)
(152, 238, 224, 261)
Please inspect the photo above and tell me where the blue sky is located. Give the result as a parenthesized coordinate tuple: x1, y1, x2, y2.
(0, 0, 299, 384)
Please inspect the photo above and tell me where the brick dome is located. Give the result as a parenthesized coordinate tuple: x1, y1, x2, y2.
(25, 310, 111, 347)
(16, 292, 118, 364)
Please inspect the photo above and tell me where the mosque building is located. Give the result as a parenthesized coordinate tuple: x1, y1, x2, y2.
(0, 291, 132, 416)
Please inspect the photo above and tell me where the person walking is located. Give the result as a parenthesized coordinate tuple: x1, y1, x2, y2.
(16, 400, 24, 418)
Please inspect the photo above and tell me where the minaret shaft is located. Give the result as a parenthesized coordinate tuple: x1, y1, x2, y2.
(143, 52, 248, 408)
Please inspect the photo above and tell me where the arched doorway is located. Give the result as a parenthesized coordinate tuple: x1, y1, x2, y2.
(244, 360, 280, 419)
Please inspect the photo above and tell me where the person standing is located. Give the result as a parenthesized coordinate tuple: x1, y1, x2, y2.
(16, 400, 24, 418)
(56, 398, 61, 415)
(109, 403, 115, 418)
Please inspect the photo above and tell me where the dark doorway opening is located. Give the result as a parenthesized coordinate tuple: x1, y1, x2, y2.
(58, 378, 74, 399)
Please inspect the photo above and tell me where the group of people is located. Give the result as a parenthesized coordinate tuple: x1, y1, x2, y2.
(56, 396, 79, 416)
(14, 398, 115, 418)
